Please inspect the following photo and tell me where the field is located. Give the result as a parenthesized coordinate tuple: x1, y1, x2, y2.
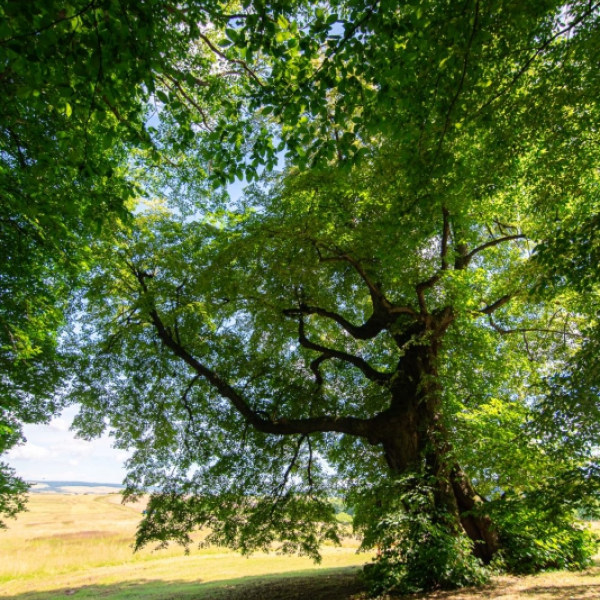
(1, 494, 600, 600)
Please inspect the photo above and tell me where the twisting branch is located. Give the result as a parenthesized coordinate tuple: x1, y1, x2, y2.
(296, 316, 392, 384)
(283, 303, 400, 340)
(415, 275, 440, 315)
(309, 354, 328, 386)
(130, 266, 374, 439)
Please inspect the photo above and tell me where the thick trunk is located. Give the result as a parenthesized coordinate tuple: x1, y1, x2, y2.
(451, 466, 499, 563)
(377, 344, 499, 563)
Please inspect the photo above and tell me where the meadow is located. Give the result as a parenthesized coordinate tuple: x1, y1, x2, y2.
(1, 494, 599, 600)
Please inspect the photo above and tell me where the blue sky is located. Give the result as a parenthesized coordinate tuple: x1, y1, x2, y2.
(6, 406, 131, 484)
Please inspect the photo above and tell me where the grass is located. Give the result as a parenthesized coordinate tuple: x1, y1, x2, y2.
(1, 494, 600, 599)
(0, 494, 366, 599)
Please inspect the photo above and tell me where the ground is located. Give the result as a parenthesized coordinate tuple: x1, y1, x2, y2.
(0, 494, 599, 599)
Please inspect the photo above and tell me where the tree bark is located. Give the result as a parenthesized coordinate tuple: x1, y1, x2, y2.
(376, 343, 500, 563)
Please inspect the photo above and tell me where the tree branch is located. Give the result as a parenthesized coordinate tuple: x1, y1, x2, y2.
(129, 266, 375, 439)
(415, 275, 441, 315)
(487, 315, 581, 338)
(283, 303, 394, 340)
(198, 32, 264, 87)
(463, 234, 526, 265)
(472, 3, 600, 119)
(441, 206, 450, 271)
(479, 294, 514, 315)
(433, 0, 480, 165)
(296, 317, 392, 384)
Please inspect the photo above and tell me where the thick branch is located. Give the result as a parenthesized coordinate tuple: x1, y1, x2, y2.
(147, 306, 373, 437)
(297, 318, 392, 384)
(130, 261, 374, 438)
(283, 303, 403, 340)
(415, 275, 441, 315)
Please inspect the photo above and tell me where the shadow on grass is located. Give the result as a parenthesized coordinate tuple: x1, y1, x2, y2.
(1, 566, 365, 600)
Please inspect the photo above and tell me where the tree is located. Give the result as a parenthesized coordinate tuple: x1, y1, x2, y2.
(70, 149, 599, 593)
(7, 0, 600, 592)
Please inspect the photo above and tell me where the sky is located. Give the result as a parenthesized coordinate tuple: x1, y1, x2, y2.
(5, 405, 131, 484)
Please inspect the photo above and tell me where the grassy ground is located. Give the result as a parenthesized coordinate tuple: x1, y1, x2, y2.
(1, 494, 599, 600)
(0, 494, 365, 599)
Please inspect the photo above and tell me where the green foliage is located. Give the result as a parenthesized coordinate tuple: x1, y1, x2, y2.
(488, 494, 599, 574)
(0, 464, 28, 529)
(356, 477, 490, 595)
(6, 0, 600, 592)
(335, 512, 353, 524)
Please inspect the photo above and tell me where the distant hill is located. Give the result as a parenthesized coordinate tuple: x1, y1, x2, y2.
(27, 481, 124, 494)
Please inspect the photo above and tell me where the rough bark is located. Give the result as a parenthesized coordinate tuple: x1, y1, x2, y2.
(376, 342, 500, 563)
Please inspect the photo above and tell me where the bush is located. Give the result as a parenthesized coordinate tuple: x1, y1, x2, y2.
(355, 478, 490, 596)
(361, 510, 490, 596)
(488, 498, 599, 574)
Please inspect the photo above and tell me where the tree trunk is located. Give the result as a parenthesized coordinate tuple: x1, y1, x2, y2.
(375, 343, 500, 563)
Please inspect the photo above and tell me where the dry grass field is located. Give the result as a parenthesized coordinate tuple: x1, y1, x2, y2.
(1, 494, 599, 600)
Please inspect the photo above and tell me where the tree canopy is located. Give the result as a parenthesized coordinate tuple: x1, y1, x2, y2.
(3, 0, 600, 592)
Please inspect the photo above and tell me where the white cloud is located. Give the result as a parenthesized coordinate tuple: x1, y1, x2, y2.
(48, 418, 70, 432)
(4, 405, 131, 483)
(50, 439, 94, 458)
(8, 443, 50, 461)
(115, 451, 131, 463)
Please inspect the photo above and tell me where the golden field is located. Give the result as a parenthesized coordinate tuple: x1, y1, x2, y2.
(0, 493, 366, 599)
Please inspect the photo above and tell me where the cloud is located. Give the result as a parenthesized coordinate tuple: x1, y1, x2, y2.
(114, 451, 131, 463)
(48, 418, 70, 432)
(8, 443, 50, 461)
(49, 439, 94, 458)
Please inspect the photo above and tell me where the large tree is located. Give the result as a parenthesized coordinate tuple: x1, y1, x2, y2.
(71, 144, 598, 591)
